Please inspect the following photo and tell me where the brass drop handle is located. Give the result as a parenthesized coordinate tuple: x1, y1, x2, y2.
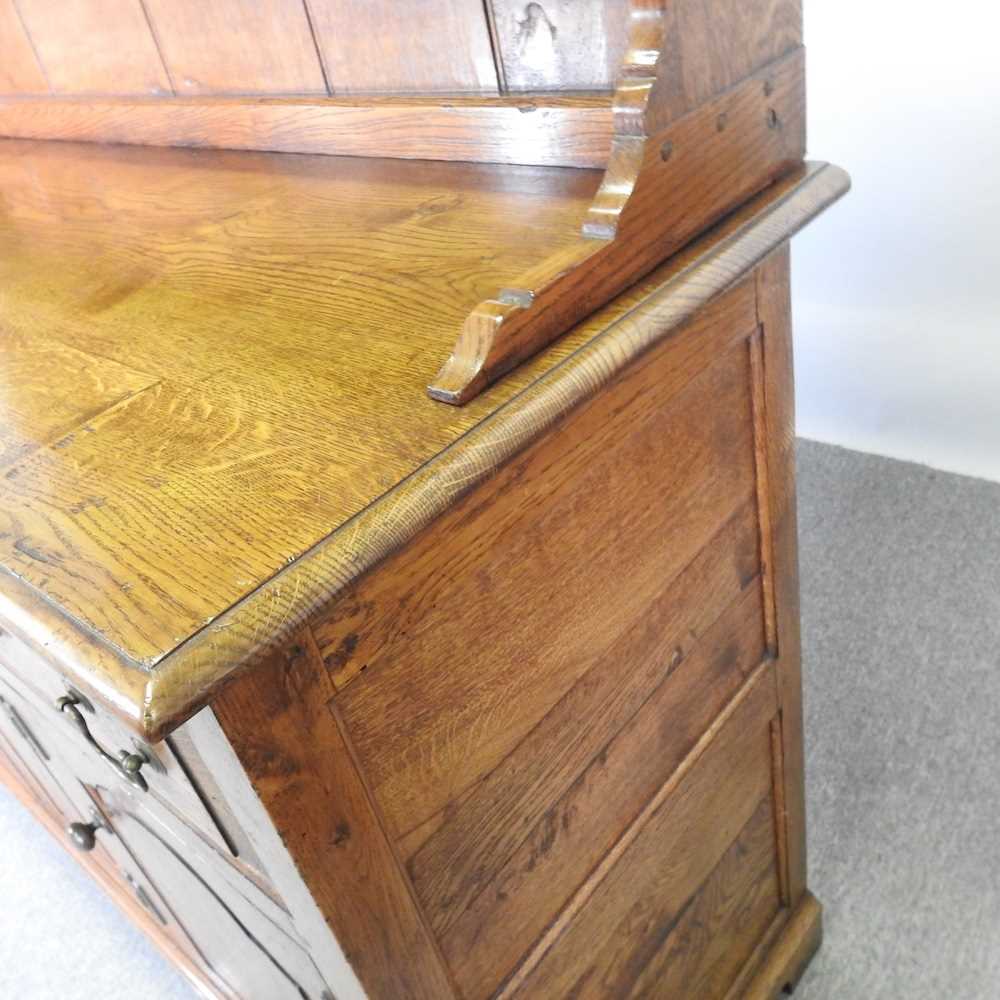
(56, 693, 150, 792)
(67, 820, 100, 852)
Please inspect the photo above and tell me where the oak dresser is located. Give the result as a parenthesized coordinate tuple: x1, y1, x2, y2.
(0, 2, 847, 997)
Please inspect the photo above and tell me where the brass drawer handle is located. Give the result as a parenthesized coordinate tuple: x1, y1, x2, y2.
(0, 694, 49, 761)
(56, 693, 150, 792)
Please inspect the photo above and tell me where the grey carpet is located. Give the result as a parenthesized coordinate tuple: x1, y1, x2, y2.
(1, 439, 998, 998)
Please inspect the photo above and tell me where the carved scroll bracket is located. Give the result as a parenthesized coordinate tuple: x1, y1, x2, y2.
(429, 0, 806, 405)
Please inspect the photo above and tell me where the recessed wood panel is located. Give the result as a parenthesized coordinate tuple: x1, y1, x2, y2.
(307, 0, 499, 94)
(508, 667, 779, 997)
(16, 0, 171, 95)
(489, 0, 629, 91)
(436, 580, 768, 999)
(627, 795, 783, 997)
(142, 0, 327, 96)
(0, 0, 46, 93)
(333, 298, 760, 841)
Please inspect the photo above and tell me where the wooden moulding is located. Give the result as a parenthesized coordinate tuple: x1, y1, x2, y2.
(427, 3, 808, 404)
(0, 94, 614, 170)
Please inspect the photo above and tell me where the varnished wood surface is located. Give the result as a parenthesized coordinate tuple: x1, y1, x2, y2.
(0, 146, 847, 738)
(14, 0, 172, 96)
(307, 0, 498, 95)
(141, 0, 328, 97)
(0, 0, 46, 93)
(0, 94, 615, 169)
(0, 138, 599, 667)
(429, 0, 807, 404)
(488, 0, 629, 92)
(430, 48, 806, 403)
(0, 748, 225, 1000)
(0, 0, 637, 100)
(214, 632, 458, 1000)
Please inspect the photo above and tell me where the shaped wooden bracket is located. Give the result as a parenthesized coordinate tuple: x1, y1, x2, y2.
(428, 0, 806, 405)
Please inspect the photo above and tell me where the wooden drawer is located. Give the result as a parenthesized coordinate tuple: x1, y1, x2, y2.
(0, 669, 329, 1000)
(0, 624, 249, 862)
(0, 655, 277, 909)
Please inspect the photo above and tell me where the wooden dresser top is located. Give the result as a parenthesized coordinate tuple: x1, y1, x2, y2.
(0, 138, 847, 737)
(0, 139, 600, 661)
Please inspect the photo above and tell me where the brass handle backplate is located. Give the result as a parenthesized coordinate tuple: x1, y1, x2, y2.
(56, 693, 151, 792)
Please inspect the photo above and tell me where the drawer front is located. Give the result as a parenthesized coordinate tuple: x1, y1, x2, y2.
(0, 669, 328, 1000)
(0, 624, 240, 859)
(95, 788, 331, 1000)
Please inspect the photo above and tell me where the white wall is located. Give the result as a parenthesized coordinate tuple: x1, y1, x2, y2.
(792, 1, 1000, 483)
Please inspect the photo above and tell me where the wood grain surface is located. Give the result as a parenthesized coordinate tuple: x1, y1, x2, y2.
(0, 94, 615, 168)
(505, 664, 780, 997)
(0, 147, 847, 739)
(15, 0, 171, 96)
(0, 139, 598, 667)
(141, 0, 327, 96)
(334, 292, 760, 839)
(0, 0, 46, 93)
(307, 0, 499, 94)
(488, 0, 629, 91)
(213, 631, 458, 1000)
(429, 35, 807, 403)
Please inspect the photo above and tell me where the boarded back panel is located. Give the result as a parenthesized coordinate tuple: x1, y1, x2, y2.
(0, 0, 46, 93)
(142, 0, 327, 96)
(488, 0, 629, 91)
(307, 0, 499, 94)
(16, 0, 170, 95)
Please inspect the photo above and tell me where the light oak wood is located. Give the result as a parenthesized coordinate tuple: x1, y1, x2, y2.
(307, 0, 499, 94)
(488, 0, 629, 91)
(0, 143, 846, 740)
(142, 0, 328, 96)
(336, 289, 760, 840)
(15, 0, 171, 96)
(0, 747, 223, 1000)
(213, 633, 458, 1000)
(0, 0, 46, 93)
(0, 6, 846, 997)
(743, 891, 823, 999)
(430, 8, 807, 403)
(0, 94, 615, 168)
(503, 663, 780, 997)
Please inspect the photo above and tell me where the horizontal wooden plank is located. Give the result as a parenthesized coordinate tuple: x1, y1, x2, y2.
(438, 579, 768, 998)
(506, 663, 779, 998)
(0, 95, 613, 167)
(334, 312, 760, 840)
